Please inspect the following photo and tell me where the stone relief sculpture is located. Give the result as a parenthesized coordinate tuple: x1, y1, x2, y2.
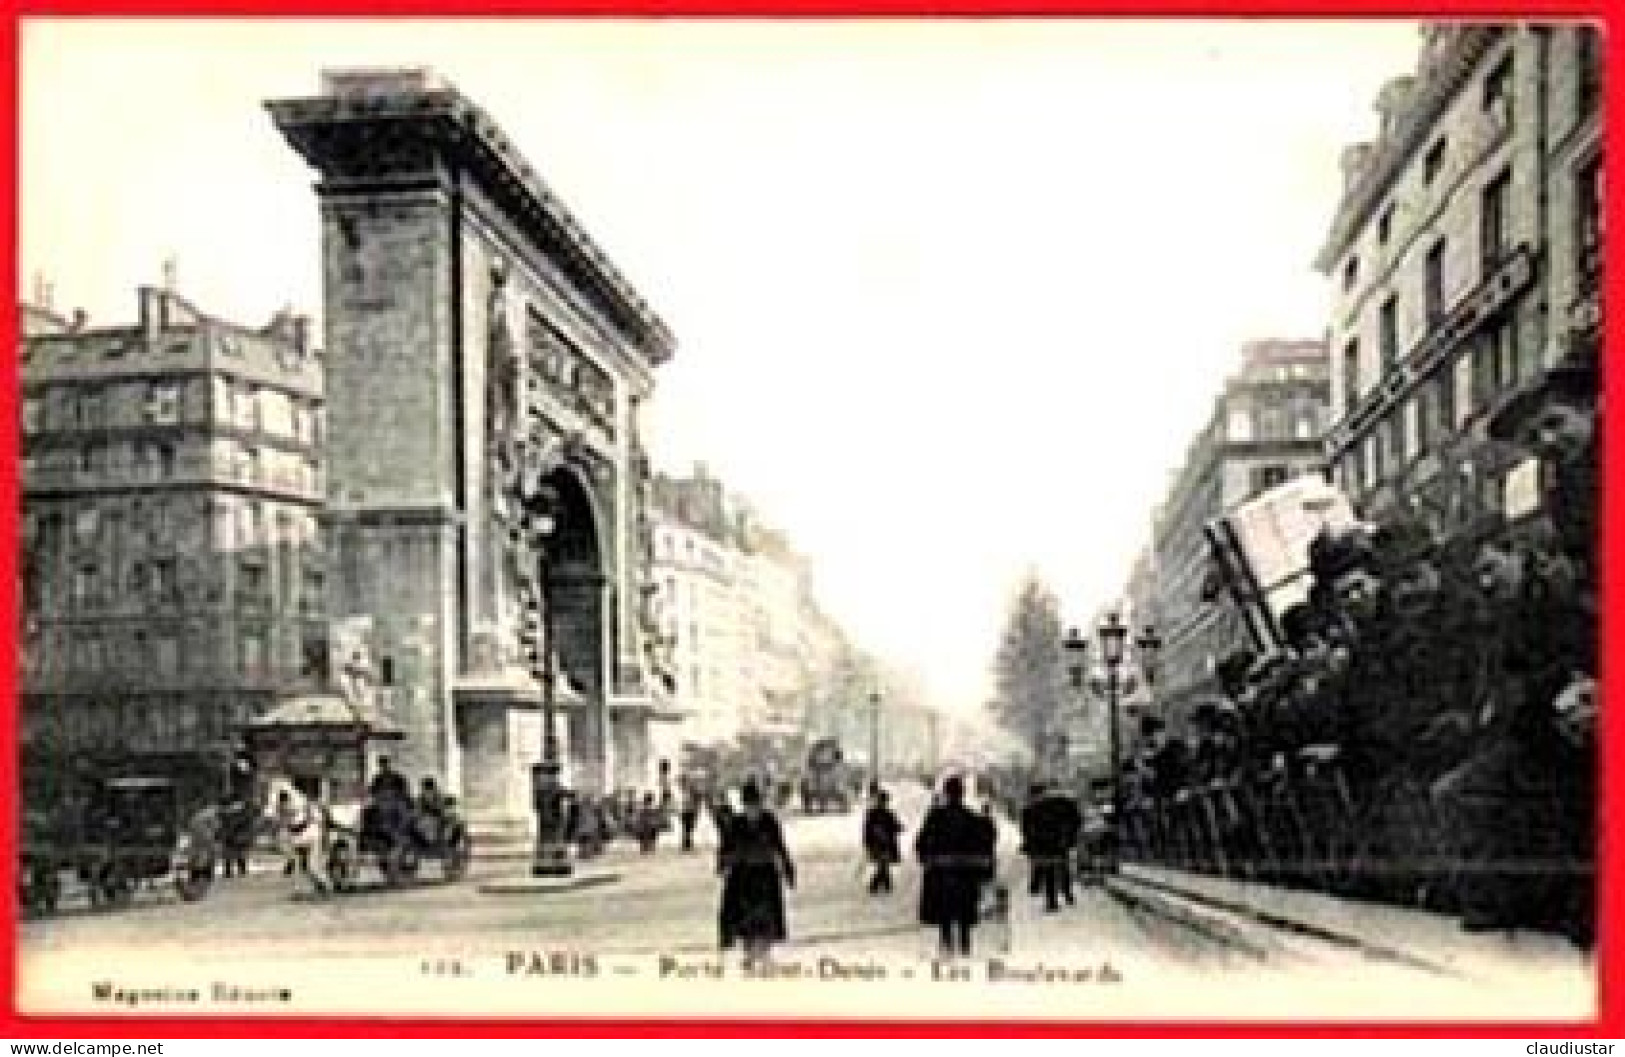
(486, 259, 523, 468)
(332, 615, 380, 718)
(627, 408, 675, 691)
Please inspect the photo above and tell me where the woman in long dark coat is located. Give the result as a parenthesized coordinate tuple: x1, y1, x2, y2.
(916, 774, 997, 957)
(717, 780, 796, 966)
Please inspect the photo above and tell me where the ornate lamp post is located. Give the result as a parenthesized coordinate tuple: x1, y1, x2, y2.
(519, 491, 571, 879)
(1097, 611, 1129, 872)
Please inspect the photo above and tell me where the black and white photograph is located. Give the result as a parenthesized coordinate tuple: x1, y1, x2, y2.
(15, 18, 1602, 1022)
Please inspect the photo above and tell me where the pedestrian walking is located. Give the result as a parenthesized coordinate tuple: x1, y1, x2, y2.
(634, 792, 663, 854)
(1020, 782, 1082, 912)
(678, 780, 702, 852)
(717, 780, 796, 968)
(916, 775, 997, 958)
(862, 787, 903, 894)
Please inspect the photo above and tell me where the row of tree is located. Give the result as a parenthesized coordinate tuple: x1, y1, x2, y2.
(987, 574, 1080, 778)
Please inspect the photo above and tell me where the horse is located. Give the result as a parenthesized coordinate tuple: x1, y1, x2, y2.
(262, 777, 358, 898)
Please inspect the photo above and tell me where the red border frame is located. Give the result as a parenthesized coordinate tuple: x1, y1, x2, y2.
(1, 6, 1617, 1038)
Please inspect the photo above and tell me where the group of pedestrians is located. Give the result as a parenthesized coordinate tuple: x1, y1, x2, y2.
(713, 774, 1010, 965)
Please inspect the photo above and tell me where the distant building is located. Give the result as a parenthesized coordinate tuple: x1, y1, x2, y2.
(648, 465, 836, 755)
(19, 286, 325, 798)
(1148, 339, 1331, 723)
(1316, 23, 1602, 538)
(650, 471, 750, 748)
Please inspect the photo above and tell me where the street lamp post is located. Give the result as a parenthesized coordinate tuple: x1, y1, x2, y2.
(1062, 627, 1090, 787)
(868, 690, 882, 792)
(524, 496, 572, 879)
(1097, 611, 1129, 873)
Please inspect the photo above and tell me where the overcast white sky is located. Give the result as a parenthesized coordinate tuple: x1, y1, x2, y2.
(20, 18, 1423, 716)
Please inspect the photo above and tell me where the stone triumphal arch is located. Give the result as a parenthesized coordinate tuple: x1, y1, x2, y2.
(269, 68, 678, 830)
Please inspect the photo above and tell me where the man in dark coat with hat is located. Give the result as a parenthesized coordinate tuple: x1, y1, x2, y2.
(717, 779, 796, 966)
(916, 774, 997, 957)
(861, 787, 903, 894)
(1432, 531, 1595, 936)
(1020, 782, 1082, 912)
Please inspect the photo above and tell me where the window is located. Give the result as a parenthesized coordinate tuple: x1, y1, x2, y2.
(1578, 26, 1602, 116)
(1454, 354, 1475, 426)
(1415, 386, 1435, 454)
(301, 567, 326, 615)
(1483, 54, 1514, 120)
(1577, 157, 1603, 291)
(1377, 204, 1394, 245)
(145, 382, 181, 425)
(1342, 339, 1361, 407)
(81, 632, 106, 673)
(1294, 408, 1320, 440)
(240, 562, 267, 596)
(1471, 331, 1503, 409)
(1436, 369, 1456, 439)
(150, 558, 176, 602)
(1425, 239, 1447, 324)
(238, 502, 260, 548)
(73, 508, 100, 545)
(1424, 137, 1448, 185)
(73, 565, 98, 607)
(232, 386, 259, 432)
(1250, 464, 1290, 494)
(75, 390, 103, 428)
(1227, 408, 1253, 443)
(242, 631, 266, 677)
(1481, 169, 1512, 269)
(1395, 403, 1413, 464)
(1379, 296, 1399, 368)
(22, 396, 42, 434)
(1342, 255, 1359, 293)
(1492, 320, 1522, 388)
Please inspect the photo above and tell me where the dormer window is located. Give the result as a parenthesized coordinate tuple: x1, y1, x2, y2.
(1342, 255, 1359, 293)
(1377, 204, 1394, 246)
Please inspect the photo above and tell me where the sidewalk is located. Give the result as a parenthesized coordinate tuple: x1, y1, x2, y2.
(1113, 862, 1592, 982)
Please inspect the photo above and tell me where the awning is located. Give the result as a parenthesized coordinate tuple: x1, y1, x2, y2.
(244, 693, 404, 740)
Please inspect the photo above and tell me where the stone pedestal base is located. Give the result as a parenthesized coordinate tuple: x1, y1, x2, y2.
(453, 668, 543, 833)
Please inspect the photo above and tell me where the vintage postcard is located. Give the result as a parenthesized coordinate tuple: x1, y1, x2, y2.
(13, 17, 1602, 1026)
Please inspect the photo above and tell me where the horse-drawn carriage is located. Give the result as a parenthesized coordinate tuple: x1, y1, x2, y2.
(323, 789, 472, 891)
(20, 775, 215, 915)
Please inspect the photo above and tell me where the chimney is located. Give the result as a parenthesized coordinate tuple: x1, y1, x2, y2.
(162, 256, 178, 293)
(70, 308, 88, 333)
(293, 315, 311, 356)
(1339, 143, 1374, 191)
(138, 285, 163, 345)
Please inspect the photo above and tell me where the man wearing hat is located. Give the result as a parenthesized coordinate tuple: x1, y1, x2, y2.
(1488, 358, 1598, 579)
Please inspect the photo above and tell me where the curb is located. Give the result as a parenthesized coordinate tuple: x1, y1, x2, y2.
(1113, 868, 1458, 977)
(1101, 877, 1275, 963)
